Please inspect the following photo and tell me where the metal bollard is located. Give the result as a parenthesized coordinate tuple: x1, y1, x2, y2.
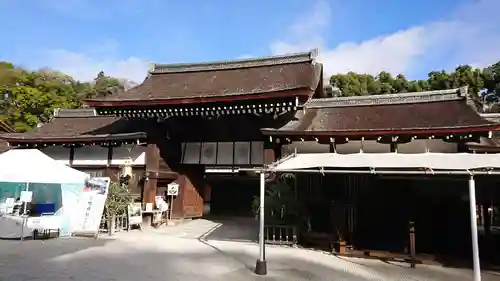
(409, 221, 416, 268)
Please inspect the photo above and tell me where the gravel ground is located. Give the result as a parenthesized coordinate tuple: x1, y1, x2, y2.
(0, 224, 499, 281)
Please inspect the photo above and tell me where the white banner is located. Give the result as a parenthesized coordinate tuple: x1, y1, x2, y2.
(73, 177, 110, 234)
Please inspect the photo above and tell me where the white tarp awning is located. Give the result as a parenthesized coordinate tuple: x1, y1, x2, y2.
(271, 153, 500, 171)
(0, 149, 89, 183)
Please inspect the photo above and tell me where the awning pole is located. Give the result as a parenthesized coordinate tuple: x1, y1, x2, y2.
(255, 171, 267, 275)
(240, 167, 500, 176)
(469, 175, 481, 281)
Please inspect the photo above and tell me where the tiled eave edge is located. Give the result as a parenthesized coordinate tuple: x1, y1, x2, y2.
(2, 132, 147, 148)
(260, 124, 500, 145)
(85, 87, 311, 108)
(305, 87, 468, 108)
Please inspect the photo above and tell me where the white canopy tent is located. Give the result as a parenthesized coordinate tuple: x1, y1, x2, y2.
(271, 152, 500, 172)
(0, 149, 89, 238)
(246, 152, 500, 280)
(0, 149, 88, 183)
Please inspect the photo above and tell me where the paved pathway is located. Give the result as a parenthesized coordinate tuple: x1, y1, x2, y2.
(0, 220, 499, 281)
(148, 218, 259, 241)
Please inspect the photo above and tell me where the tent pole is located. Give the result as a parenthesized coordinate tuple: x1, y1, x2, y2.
(469, 175, 481, 281)
(23, 182, 29, 214)
(255, 171, 267, 275)
(20, 182, 29, 241)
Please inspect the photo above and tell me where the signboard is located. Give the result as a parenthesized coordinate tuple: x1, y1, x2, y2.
(167, 183, 179, 196)
(20, 191, 32, 203)
(73, 177, 111, 234)
(127, 203, 142, 226)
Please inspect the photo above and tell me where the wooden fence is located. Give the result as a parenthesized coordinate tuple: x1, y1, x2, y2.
(264, 225, 297, 245)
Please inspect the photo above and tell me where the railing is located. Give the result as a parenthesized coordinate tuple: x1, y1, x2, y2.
(264, 225, 297, 245)
(99, 213, 129, 233)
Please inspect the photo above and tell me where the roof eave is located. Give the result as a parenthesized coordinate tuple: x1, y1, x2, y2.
(2, 132, 147, 144)
(85, 88, 313, 108)
(467, 145, 500, 152)
(261, 124, 500, 137)
(305, 87, 469, 108)
(0, 120, 15, 133)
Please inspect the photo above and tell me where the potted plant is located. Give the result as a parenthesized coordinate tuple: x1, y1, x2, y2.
(104, 181, 133, 235)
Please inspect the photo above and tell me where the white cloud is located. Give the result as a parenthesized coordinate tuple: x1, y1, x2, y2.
(271, 0, 500, 78)
(45, 44, 149, 83)
(270, 0, 331, 55)
(237, 54, 255, 59)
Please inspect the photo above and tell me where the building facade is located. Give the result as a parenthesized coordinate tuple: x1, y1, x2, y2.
(3, 50, 324, 219)
(1, 51, 500, 258)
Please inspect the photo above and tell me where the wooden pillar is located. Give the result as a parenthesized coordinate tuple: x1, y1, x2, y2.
(170, 175, 185, 219)
(329, 142, 336, 153)
(264, 141, 278, 182)
(143, 143, 160, 205)
(263, 143, 276, 165)
(390, 143, 398, 153)
(105, 146, 114, 179)
(483, 199, 492, 237)
(171, 166, 205, 219)
(69, 147, 75, 166)
(203, 182, 212, 216)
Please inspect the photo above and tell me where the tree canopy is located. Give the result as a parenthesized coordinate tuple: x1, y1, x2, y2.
(1, 59, 500, 133)
(0, 64, 125, 132)
(327, 61, 500, 112)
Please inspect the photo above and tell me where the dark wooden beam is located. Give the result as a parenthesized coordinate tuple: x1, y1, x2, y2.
(143, 143, 160, 205)
(107, 146, 113, 166)
(69, 147, 75, 166)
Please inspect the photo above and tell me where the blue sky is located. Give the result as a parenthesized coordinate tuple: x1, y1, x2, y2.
(0, 0, 499, 82)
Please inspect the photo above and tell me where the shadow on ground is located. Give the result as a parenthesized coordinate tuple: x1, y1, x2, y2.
(1, 235, 499, 281)
(200, 217, 259, 243)
(192, 217, 500, 276)
(0, 238, 112, 260)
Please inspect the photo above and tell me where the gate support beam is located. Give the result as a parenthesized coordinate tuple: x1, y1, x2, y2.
(255, 171, 267, 275)
(469, 175, 481, 281)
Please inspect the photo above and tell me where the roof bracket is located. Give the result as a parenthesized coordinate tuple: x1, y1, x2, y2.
(319, 167, 325, 176)
(370, 167, 376, 174)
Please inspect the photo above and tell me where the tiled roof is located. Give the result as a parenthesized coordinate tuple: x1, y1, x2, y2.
(0, 141, 9, 153)
(86, 50, 323, 105)
(0, 120, 14, 133)
(0, 120, 14, 152)
(0, 109, 146, 143)
(466, 113, 500, 152)
(262, 87, 499, 136)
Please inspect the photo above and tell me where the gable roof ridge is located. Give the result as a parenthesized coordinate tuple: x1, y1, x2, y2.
(150, 49, 318, 74)
(53, 108, 98, 118)
(305, 87, 467, 108)
(0, 120, 14, 133)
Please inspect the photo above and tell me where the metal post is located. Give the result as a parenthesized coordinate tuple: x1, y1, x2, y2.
(409, 221, 416, 268)
(255, 171, 267, 275)
(20, 215, 26, 241)
(469, 176, 481, 281)
(20, 182, 30, 241)
(169, 195, 174, 220)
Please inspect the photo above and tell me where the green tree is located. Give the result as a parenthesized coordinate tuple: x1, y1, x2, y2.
(0, 63, 129, 132)
(326, 60, 500, 113)
(105, 181, 133, 235)
(90, 71, 124, 98)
